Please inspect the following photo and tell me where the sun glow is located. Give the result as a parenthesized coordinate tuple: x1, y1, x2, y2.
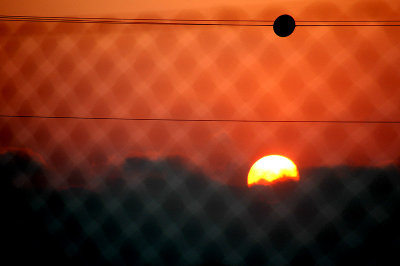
(248, 155, 299, 187)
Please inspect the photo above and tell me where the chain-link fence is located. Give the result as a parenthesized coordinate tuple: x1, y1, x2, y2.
(1, 4, 400, 265)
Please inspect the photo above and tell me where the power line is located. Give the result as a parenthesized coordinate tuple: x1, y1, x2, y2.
(1, 114, 400, 124)
(0, 16, 273, 26)
(1, 15, 399, 26)
(299, 24, 400, 27)
(2, 15, 276, 22)
(3, 15, 400, 22)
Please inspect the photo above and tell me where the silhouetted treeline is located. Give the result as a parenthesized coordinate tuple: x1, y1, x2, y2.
(1, 150, 399, 265)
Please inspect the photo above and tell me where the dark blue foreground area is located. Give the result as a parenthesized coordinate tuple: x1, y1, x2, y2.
(1, 152, 400, 265)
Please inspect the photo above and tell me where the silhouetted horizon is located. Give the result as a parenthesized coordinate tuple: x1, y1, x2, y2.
(2, 148, 399, 265)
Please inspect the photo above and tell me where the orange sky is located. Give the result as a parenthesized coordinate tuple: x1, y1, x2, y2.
(1, 0, 342, 17)
(1, 0, 400, 186)
(1, 0, 400, 20)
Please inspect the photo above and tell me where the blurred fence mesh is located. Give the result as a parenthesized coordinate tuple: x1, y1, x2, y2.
(1, 4, 400, 265)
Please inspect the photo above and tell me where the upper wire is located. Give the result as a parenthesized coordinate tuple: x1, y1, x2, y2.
(1, 15, 400, 26)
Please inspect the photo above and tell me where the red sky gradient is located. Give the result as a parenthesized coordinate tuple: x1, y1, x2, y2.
(1, 0, 400, 20)
(1, 0, 400, 186)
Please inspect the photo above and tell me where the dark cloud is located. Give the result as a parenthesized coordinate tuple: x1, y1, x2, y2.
(1, 149, 399, 265)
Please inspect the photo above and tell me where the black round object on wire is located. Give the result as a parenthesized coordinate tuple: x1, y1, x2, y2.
(273, 15, 296, 37)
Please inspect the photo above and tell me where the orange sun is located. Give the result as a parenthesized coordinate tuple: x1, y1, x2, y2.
(248, 155, 299, 187)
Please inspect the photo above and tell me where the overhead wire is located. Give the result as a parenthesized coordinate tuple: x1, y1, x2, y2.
(1, 15, 400, 26)
(1, 115, 400, 124)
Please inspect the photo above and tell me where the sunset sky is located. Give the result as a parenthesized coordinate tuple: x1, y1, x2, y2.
(1, 0, 400, 186)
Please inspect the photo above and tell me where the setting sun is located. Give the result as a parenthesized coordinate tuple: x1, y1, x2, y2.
(248, 155, 299, 187)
